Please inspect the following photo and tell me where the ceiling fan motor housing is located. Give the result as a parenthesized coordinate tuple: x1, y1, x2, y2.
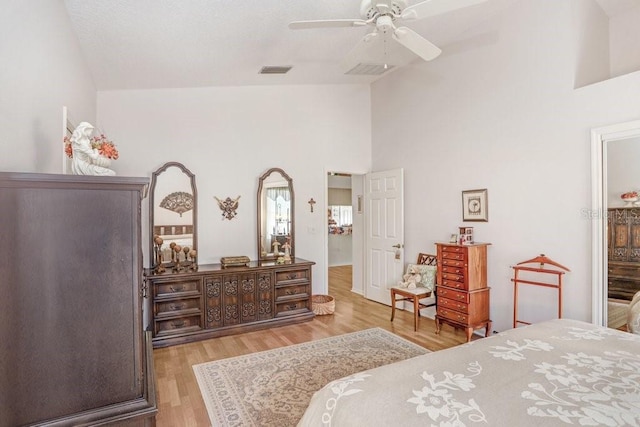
(360, 0, 407, 20)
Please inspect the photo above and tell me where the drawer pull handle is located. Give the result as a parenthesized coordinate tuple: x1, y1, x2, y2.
(287, 274, 298, 280)
(287, 304, 298, 310)
(172, 320, 185, 328)
(170, 285, 185, 292)
(170, 302, 187, 311)
(456, 295, 465, 300)
(286, 289, 295, 295)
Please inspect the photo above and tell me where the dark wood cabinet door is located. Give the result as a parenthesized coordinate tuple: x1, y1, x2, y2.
(223, 274, 241, 326)
(205, 275, 223, 328)
(257, 272, 273, 320)
(240, 273, 258, 322)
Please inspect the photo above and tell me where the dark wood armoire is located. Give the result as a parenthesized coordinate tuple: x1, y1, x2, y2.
(0, 172, 156, 426)
(608, 207, 640, 301)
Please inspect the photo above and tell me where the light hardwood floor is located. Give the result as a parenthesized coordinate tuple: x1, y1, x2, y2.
(153, 265, 470, 426)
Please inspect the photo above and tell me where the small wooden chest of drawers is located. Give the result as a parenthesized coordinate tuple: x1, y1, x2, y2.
(435, 243, 491, 342)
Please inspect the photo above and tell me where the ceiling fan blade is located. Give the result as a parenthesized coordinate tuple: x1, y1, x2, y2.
(401, 0, 487, 21)
(392, 27, 442, 61)
(289, 19, 367, 29)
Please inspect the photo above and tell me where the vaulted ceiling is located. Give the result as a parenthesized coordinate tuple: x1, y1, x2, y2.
(63, 0, 639, 91)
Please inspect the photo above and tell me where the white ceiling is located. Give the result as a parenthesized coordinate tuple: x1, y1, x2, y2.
(63, 0, 638, 91)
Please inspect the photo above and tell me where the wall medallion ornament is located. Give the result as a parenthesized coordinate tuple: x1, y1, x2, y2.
(214, 195, 241, 220)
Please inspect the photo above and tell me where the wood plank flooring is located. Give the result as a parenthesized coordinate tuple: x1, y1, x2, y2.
(152, 265, 469, 426)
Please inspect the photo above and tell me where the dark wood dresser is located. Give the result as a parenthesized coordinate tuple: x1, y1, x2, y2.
(146, 258, 315, 347)
(435, 243, 491, 342)
(608, 207, 640, 300)
(0, 172, 156, 427)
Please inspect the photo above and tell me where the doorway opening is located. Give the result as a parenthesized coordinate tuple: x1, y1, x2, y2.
(326, 171, 365, 295)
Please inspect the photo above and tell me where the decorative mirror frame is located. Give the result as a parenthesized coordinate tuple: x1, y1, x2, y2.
(257, 167, 294, 261)
(591, 119, 640, 326)
(149, 161, 197, 269)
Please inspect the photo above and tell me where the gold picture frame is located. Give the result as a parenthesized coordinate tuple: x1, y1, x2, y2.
(462, 189, 488, 222)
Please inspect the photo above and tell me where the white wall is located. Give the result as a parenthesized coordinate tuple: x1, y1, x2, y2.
(97, 85, 371, 292)
(0, 1, 96, 173)
(371, 0, 640, 332)
(609, 6, 640, 78)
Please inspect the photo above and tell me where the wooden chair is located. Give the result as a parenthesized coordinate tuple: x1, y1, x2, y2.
(390, 253, 437, 331)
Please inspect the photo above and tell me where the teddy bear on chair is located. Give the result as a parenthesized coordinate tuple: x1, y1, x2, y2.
(398, 265, 422, 289)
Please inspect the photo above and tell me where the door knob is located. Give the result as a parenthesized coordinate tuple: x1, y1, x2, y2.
(392, 244, 403, 248)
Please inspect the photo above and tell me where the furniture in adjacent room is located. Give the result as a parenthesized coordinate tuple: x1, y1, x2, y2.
(299, 318, 640, 425)
(608, 207, 640, 301)
(0, 172, 156, 427)
(146, 258, 315, 348)
(511, 254, 570, 328)
(435, 242, 491, 342)
(390, 253, 437, 331)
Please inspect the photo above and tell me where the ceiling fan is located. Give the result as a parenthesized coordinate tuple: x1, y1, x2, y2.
(289, 0, 487, 75)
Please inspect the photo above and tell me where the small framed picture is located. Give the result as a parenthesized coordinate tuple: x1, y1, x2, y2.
(462, 189, 488, 222)
(449, 234, 458, 243)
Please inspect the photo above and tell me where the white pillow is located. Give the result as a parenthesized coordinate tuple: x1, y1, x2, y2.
(406, 263, 437, 291)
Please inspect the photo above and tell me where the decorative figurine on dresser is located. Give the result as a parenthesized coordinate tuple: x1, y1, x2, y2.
(146, 165, 315, 348)
(435, 242, 492, 342)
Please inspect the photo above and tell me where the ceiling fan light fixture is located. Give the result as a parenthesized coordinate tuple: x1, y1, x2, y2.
(345, 63, 393, 75)
(259, 66, 293, 74)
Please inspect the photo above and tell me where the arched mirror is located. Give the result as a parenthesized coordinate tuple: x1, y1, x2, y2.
(257, 168, 294, 261)
(149, 162, 197, 269)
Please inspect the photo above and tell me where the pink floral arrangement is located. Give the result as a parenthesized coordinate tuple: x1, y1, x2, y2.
(64, 134, 119, 160)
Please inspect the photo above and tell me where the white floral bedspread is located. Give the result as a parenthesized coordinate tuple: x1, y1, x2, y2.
(298, 319, 640, 426)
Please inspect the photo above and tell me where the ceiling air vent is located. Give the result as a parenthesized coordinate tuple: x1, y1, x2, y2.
(344, 63, 394, 76)
(259, 66, 292, 74)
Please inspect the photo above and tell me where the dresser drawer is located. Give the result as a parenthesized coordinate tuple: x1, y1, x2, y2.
(275, 283, 309, 300)
(155, 297, 202, 317)
(155, 314, 202, 337)
(154, 278, 202, 299)
(441, 245, 466, 254)
(607, 277, 640, 300)
(437, 307, 468, 324)
(441, 258, 465, 268)
(275, 298, 309, 316)
(436, 286, 469, 303)
(275, 268, 309, 284)
(440, 278, 466, 290)
(438, 297, 469, 313)
(608, 263, 640, 279)
(442, 265, 465, 275)
(442, 251, 466, 261)
(442, 272, 464, 282)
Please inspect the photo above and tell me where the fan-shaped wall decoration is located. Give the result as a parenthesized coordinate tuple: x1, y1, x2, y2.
(160, 191, 194, 217)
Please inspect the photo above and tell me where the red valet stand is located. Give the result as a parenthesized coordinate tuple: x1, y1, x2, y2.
(511, 254, 570, 328)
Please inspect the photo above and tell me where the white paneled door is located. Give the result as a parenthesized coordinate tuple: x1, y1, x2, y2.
(365, 168, 404, 305)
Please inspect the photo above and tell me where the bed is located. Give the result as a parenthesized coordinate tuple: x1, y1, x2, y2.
(298, 319, 640, 426)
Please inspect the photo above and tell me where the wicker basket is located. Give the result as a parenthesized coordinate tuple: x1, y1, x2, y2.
(312, 294, 335, 315)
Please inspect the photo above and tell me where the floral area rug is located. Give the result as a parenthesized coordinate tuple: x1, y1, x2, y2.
(192, 328, 428, 427)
